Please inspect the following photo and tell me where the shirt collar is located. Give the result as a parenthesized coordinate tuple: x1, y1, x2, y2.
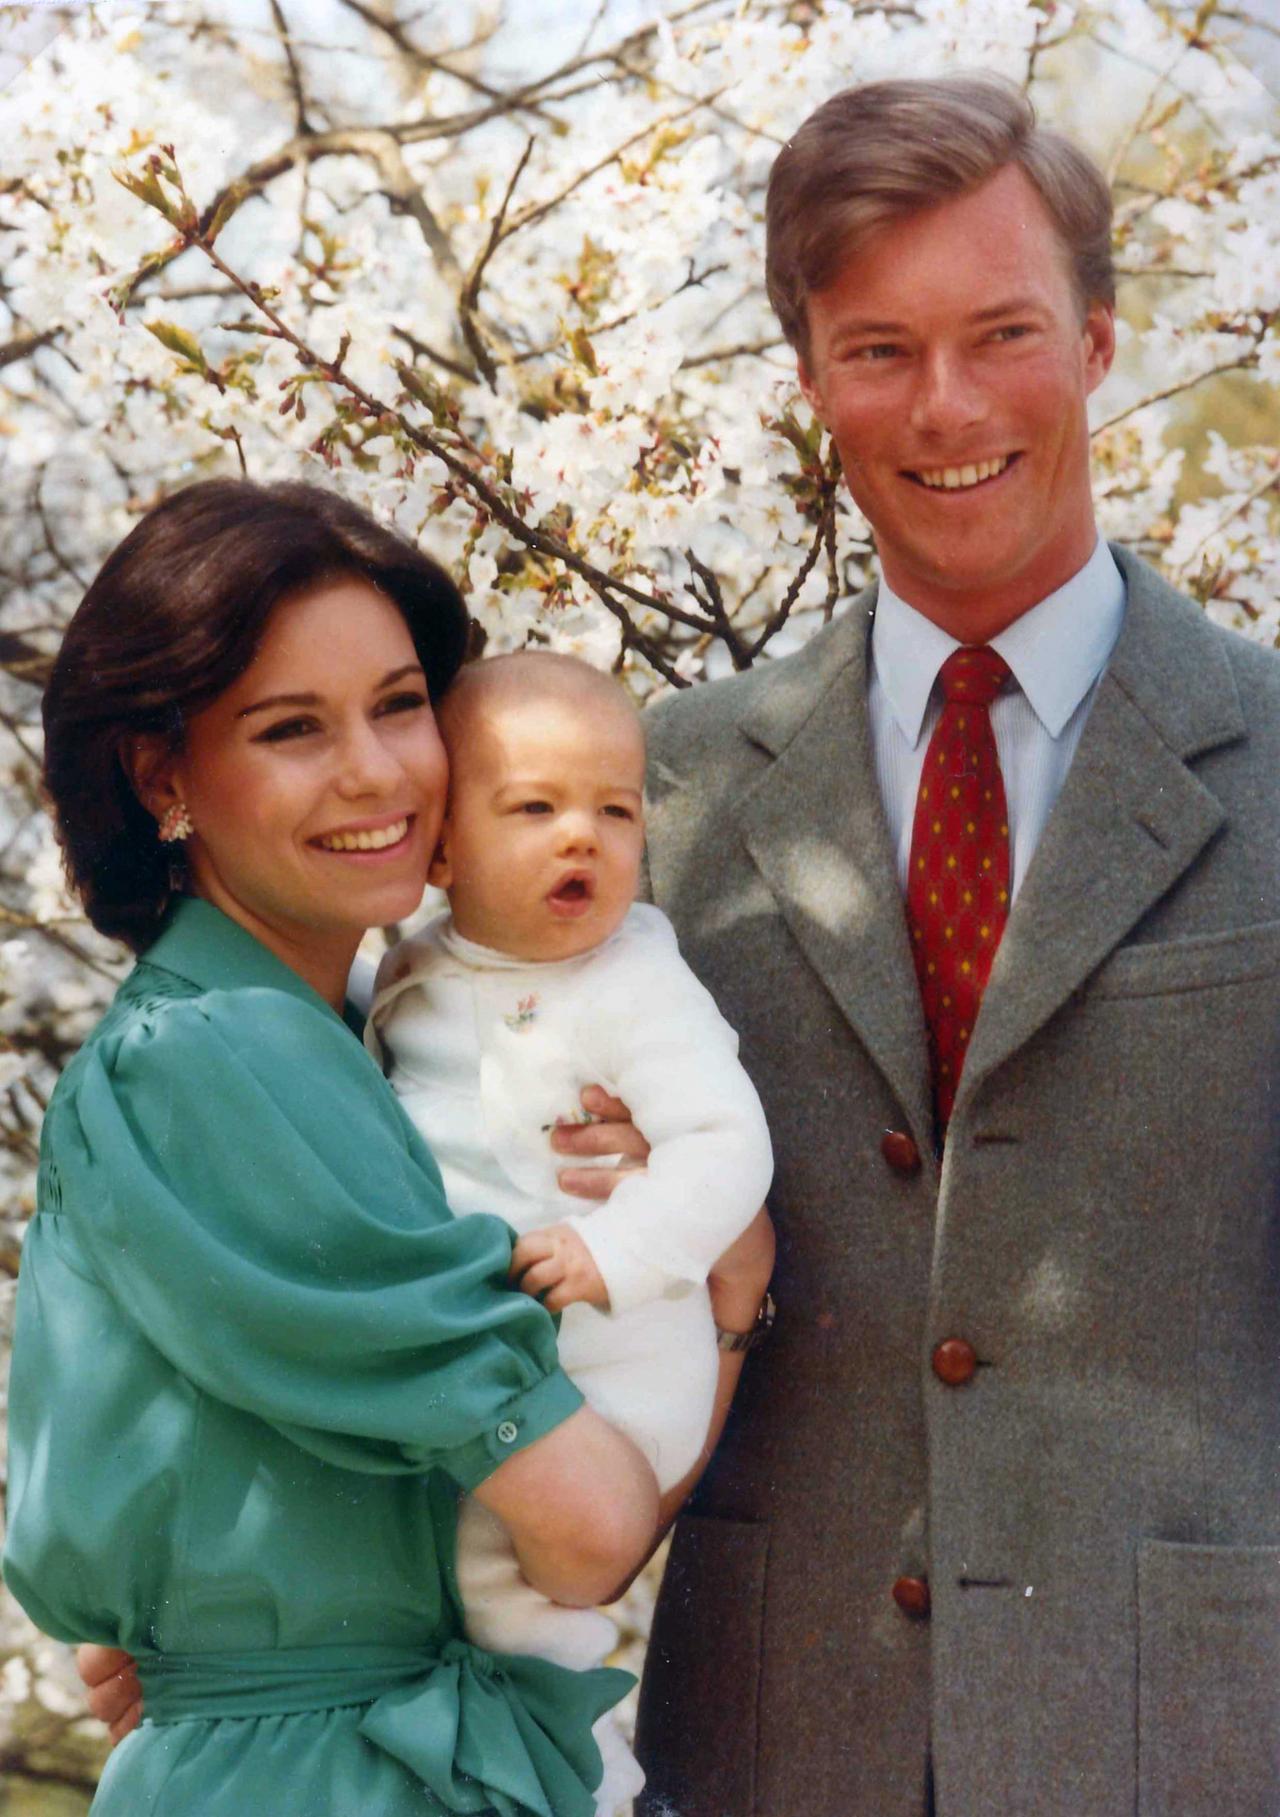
(141, 895, 359, 1029)
(871, 539, 1126, 746)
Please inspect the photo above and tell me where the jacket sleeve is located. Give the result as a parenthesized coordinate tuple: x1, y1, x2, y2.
(59, 985, 582, 1490)
(563, 936, 774, 1315)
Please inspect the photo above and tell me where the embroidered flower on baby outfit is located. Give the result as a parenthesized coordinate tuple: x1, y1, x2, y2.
(503, 993, 539, 1032)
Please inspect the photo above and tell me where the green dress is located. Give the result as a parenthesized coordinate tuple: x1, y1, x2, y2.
(3, 899, 629, 1815)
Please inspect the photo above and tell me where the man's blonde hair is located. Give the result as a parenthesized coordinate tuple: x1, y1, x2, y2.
(766, 74, 1115, 359)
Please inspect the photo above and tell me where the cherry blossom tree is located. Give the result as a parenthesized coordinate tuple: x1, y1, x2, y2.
(1, 0, 1277, 1798)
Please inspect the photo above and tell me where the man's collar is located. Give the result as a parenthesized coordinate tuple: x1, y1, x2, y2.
(871, 540, 1126, 746)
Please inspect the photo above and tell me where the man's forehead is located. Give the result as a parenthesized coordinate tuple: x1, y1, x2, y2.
(804, 179, 1082, 346)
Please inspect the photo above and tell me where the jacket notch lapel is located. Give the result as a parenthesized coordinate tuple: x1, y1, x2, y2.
(956, 559, 1243, 1113)
(735, 601, 933, 1146)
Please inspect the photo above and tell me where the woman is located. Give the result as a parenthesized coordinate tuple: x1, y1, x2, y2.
(4, 478, 769, 1815)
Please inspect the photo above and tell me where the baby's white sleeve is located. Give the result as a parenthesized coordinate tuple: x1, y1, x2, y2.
(564, 942, 773, 1315)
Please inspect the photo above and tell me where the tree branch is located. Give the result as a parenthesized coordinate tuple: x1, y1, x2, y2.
(191, 230, 719, 639)
(365, 134, 464, 287)
(0, 329, 57, 371)
(391, 324, 478, 384)
(459, 137, 536, 387)
(333, 0, 558, 121)
(498, 94, 716, 250)
(1172, 466, 1280, 576)
(686, 551, 749, 668)
(268, 0, 313, 135)
(34, 470, 89, 591)
(744, 481, 839, 661)
(679, 336, 785, 370)
(1092, 347, 1263, 436)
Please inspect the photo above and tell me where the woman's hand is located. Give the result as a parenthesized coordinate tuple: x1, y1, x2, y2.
(551, 1087, 650, 1199)
(77, 1645, 142, 1744)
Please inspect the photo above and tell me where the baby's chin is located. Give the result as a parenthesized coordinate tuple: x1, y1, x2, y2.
(517, 911, 631, 963)
(451, 899, 631, 963)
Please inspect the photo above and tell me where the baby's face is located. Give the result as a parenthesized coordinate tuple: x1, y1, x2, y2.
(433, 689, 646, 962)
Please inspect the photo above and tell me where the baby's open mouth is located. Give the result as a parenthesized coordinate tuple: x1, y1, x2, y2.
(551, 876, 591, 902)
(548, 873, 594, 913)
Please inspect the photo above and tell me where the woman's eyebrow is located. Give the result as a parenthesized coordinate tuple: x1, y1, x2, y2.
(237, 692, 320, 719)
(236, 664, 426, 719)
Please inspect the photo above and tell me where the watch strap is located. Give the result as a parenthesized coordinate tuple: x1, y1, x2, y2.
(715, 1290, 776, 1353)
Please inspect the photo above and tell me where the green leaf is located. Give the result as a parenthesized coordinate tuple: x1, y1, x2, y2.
(204, 180, 250, 246)
(113, 166, 173, 219)
(395, 361, 442, 409)
(568, 325, 599, 375)
(144, 319, 208, 372)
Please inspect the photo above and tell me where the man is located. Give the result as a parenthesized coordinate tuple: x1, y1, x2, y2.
(615, 74, 1280, 1816)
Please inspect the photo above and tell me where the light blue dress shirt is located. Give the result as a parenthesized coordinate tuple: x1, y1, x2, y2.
(868, 539, 1127, 902)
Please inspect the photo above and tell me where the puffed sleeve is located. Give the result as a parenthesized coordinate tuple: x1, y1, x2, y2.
(58, 985, 582, 1490)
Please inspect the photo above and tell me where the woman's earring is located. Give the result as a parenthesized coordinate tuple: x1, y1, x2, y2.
(158, 802, 194, 843)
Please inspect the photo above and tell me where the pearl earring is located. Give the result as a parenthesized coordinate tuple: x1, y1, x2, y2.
(158, 802, 194, 843)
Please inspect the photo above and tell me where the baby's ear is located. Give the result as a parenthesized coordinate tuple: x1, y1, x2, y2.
(427, 825, 453, 890)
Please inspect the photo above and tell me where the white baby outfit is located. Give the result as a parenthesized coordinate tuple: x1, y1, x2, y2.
(365, 902, 773, 1816)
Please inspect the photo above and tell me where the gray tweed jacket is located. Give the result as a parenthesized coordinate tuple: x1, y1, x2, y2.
(634, 548, 1280, 1817)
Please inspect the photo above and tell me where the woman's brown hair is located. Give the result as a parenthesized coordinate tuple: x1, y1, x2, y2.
(43, 477, 470, 952)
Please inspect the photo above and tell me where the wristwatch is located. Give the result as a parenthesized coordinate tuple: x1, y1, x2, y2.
(715, 1290, 776, 1353)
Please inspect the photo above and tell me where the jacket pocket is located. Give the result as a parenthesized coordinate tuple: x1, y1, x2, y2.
(1088, 919, 1280, 1000)
(1138, 1538, 1280, 1816)
(635, 1514, 770, 1817)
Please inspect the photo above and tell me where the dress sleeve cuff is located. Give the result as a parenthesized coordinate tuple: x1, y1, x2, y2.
(429, 1366, 585, 1492)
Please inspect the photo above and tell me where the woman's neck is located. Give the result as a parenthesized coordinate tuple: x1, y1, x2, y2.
(184, 884, 360, 1012)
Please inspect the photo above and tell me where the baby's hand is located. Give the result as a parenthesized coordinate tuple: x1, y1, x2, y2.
(510, 1223, 609, 1313)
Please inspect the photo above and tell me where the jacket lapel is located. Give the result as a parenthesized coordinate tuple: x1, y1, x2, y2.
(735, 589, 934, 1149)
(956, 550, 1244, 1112)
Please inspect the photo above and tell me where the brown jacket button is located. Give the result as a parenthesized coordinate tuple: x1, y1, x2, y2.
(880, 1129, 921, 1176)
(932, 1338, 978, 1386)
(892, 1576, 931, 1619)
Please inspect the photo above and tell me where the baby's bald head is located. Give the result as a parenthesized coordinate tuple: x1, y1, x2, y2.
(437, 651, 643, 775)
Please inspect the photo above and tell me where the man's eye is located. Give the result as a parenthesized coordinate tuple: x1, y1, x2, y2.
(991, 324, 1031, 343)
(377, 690, 428, 716)
(254, 717, 318, 743)
(853, 343, 900, 362)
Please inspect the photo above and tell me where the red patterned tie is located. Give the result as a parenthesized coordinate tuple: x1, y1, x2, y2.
(906, 646, 1012, 1132)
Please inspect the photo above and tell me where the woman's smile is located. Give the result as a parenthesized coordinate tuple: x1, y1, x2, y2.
(161, 575, 448, 998)
(310, 813, 416, 856)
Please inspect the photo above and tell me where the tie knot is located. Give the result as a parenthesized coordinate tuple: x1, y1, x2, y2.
(938, 646, 1011, 708)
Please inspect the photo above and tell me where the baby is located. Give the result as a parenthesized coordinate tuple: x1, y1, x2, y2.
(364, 651, 773, 1816)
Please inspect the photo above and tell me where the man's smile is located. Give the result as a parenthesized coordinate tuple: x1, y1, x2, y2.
(906, 452, 1021, 491)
